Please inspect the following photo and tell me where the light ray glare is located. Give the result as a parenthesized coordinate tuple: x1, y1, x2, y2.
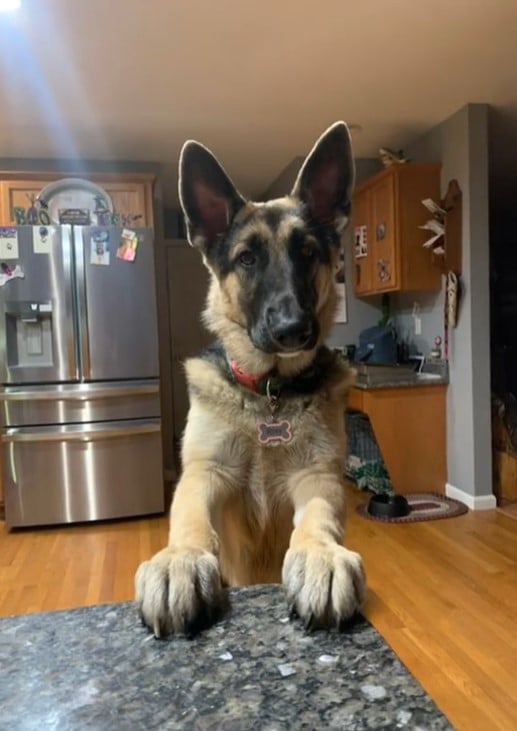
(0, 0, 21, 12)
(0, 5, 111, 159)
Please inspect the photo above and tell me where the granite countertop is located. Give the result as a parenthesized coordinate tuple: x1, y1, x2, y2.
(353, 374, 448, 390)
(352, 364, 448, 390)
(0, 585, 452, 730)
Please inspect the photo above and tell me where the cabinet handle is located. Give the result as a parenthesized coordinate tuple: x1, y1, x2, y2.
(377, 258, 391, 283)
(376, 222, 387, 241)
(356, 264, 361, 285)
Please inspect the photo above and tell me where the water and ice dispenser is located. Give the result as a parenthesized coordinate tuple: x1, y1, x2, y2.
(5, 301, 54, 369)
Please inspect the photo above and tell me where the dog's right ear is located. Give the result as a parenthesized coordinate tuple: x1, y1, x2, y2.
(179, 141, 246, 251)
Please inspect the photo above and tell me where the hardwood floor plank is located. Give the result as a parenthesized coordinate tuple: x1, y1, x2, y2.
(98, 540, 117, 605)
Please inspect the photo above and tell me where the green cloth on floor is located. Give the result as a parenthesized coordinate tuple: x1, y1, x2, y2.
(346, 459, 393, 495)
(345, 410, 393, 495)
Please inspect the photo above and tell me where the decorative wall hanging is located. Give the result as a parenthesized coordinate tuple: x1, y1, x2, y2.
(354, 225, 368, 258)
(13, 194, 51, 226)
(420, 179, 462, 275)
(37, 178, 113, 225)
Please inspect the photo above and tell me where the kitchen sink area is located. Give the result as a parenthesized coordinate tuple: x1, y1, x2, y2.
(352, 362, 448, 390)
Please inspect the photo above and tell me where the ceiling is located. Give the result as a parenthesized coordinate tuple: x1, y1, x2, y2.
(0, 0, 516, 202)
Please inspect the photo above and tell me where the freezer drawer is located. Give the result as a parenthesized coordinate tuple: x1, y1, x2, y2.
(3, 419, 164, 529)
(0, 380, 160, 427)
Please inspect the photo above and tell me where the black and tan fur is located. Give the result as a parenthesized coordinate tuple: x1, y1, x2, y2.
(135, 122, 365, 637)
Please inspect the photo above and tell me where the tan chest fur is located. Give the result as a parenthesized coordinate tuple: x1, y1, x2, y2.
(181, 357, 350, 585)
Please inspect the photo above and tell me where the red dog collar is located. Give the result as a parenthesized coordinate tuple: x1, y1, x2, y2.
(229, 359, 264, 393)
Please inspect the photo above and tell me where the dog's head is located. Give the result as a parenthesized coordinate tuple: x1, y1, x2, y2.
(178, 122, 354, 371)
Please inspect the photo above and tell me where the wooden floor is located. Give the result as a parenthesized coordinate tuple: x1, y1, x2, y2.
(497, 500, 517, 521)
(1, 487, 517, 731)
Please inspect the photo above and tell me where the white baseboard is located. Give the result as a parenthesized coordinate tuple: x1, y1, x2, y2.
(445, 483, 497, 510)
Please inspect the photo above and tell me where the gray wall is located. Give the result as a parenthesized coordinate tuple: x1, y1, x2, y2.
(400, 104, 492, 501)
(393, 290, 443, 357)
(262, 156, 383, 350)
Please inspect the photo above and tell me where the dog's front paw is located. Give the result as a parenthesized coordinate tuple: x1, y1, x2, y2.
(135, 547, 224, 638)
(282, 541, 365, 629)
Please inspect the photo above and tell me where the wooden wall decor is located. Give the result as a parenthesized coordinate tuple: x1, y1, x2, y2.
(435, 179, 462, 275)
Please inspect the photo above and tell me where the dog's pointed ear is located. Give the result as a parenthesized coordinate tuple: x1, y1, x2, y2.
(179, 141, 246, 250)
(291, 121, 355, 231)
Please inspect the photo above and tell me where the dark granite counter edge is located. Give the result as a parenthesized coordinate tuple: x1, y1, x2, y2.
(353, 377, 448, 390)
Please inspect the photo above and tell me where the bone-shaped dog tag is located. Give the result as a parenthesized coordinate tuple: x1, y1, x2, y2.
(257, 419, 293, 446)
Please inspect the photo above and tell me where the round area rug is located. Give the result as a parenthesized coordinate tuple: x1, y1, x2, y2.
(356, 492, 469, 524)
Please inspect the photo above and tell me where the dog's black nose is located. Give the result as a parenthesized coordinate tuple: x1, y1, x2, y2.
(268, 313, 313, 351)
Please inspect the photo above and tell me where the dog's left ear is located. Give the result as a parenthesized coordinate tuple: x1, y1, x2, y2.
(179, 141, 246, 251)
(291, 121, 355, 231)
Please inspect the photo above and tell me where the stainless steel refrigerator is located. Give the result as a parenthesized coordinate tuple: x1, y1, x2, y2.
(0, 225, 164, 529)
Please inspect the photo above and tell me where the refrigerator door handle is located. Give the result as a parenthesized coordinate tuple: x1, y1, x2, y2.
(62, 225, 79, 380)
(0, 383, 159, 401)
(3, 421, 160, 443)
(73, 227, 91, 379)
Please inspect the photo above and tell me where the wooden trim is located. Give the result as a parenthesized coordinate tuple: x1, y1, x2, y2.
(0, 171, 156, 184)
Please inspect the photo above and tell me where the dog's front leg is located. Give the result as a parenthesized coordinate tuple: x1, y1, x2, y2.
(282, 468, 365, 629)
(135, 463, 228, 638)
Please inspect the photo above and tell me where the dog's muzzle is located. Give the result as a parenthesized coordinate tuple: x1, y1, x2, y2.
(267, 313, 315, 351)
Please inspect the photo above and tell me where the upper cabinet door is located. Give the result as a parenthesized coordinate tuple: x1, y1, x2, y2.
(352, 187, 373, 295)
(0, 180, 45, 225)
(351, 164, 441, 298)
(370, 175, 398, 291)
(99, 181, 154, 228)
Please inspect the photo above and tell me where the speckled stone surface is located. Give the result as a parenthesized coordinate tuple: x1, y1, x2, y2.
(354, 375, 448, 390)
(0, 585, 453, 730)
(352, 362, 449, 391)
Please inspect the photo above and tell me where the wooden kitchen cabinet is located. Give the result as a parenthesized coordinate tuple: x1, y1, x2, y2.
(0, 180, 43, 222)
(352, 187, 374, 295)
(0, 172, 155, 227)
(347, 384, 447, 494)
(352, 163, 441, 296)
(100, 180, 153, 227)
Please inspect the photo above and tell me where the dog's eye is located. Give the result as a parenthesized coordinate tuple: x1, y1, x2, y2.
(238, 250, 256, 267)
(301, 244, 316, 259)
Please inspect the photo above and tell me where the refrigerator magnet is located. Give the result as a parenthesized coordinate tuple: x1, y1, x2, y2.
(32, 226, 54, 255)
(116, 229, 139, 262)
(90, 231, 110, 266)
(0, 262, 24, 287)
(0, 227, 19, 260)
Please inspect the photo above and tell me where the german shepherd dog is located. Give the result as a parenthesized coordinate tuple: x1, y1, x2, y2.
(135, 122, 365, 637)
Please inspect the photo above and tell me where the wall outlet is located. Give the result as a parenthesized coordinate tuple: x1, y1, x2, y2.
(414, 316, 422, 336)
